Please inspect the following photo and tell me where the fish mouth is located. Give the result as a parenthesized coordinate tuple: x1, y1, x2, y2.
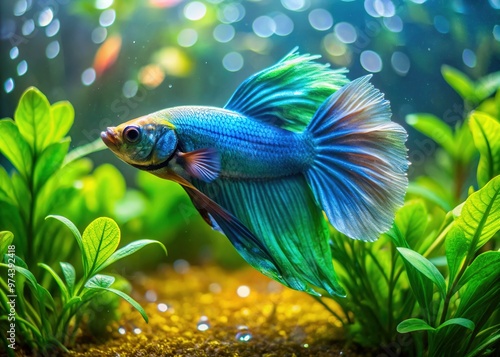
(101, 127, 118, 147)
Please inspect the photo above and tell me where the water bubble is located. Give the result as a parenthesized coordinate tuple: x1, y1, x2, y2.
(45, 19, 60, 37)
(462, 49, 476, 68)
(222, 52, 244, 72)
(433, 15, 449, 34)
(133, 327, 142, 334)
(168, 84, 173, 88)
(209, 282, 222, 293)
(46, 41, 60, 59)
(281, 0, 309, 12)
(273, 13, 294, 36)
(157, 303, 169, 312)
(117, 326, 126, 335)
(173, 259, 190, 274)
(302, 343, 309, 348)
(4, 78, 14, 94)
(213, 24, 235, 43)
(22, 19, 35, 36)
(197, 316, 210, 331)
(10, 47, 19, 60)
(144, 289, 157, 302)
(177, 28, 198, 47)
(360, 50, 382, 73)
(334, 22, 357, 44)
(99, 9, 116, 27)
(308, 8, 333, 31)
(95, 0, 114, 10)
(252, 16, 276, 38)
(383, 15, 403, 33)
(92, 27, 107, 44)
(81, 68, 96, 86)
(14, 0, 28, 17)
(17, 60, 28, 76)
(391, 51, 410, 75)
(236, 285, 250, 298)
(235, 325, 252, 342)
(184, 1, 206, 21)
(38, 8, 54, 27)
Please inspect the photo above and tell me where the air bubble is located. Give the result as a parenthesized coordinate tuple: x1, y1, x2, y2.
(197, 316, 210, 331)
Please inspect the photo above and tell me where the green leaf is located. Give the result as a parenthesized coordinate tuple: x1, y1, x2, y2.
(47, 215, 86, 272)
(469, 112, 500, 188)
(0, 166, 15, 205)
(456, 175, 500, 252)
(85, 274, 115, 289)
(0, 231, 14, 257)
(397, 247, 447, 300)
(475, 71, 500, 102)
(60, 262, 76, 296)
(437, 318, 475, 331)
(50, 101, 74, 143)
(406, 113, 456, 157)
(397, 318, 436, 333)
(0, 119, 33, 177)
(82, 217, 120, 277)
(101, 287, 149, 323)
(14, 87, 52, 153)
(406, 181, 452, 212)
(99, 239, 168, 272)
(394, 200, 428, 248)
(456, 251, 500, 293)
(441, 65, 475, 101)
(34, 139, 70, 191)
(38, 263, 69, 301)
(445, 226, 469, 282)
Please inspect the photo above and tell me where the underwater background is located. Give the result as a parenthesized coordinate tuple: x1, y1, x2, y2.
(1, 1, 500, 355)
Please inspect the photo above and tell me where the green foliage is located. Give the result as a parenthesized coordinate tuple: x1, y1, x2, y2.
(327, 68, 500, 356)
(0, 87, 167, 355)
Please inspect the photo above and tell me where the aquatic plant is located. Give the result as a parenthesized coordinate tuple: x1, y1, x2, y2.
(326, 68, 500, 355)
(0, 88, 166, 355)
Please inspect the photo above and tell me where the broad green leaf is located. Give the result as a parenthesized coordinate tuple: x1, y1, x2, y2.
(85, 274, 115, 289)
(455, 251, 500, 293)
(397, 318, 435, 333)
(60, 262, 76, 296)
(437, 317, 475, 331)
(0, 166, 15, 205)
(397, 247, 447, 300)
(50, 101, 74, 143)
(0, 231, 14, 257)
(475, 71, 500, 102)
(406, 113, 455, 157)
(456, 175, 500, 252)
(469, 112, 500, 188)
(47, 215, 85, 272)
(394, 200, 428, 248)
(445, 226, 468, 282)
(441, 65, 475, 101)
(82, 217, 120, 277)
(34, 139, 70, 191)
(14, 87, 52, 153)
(11, 172, 30, 219)
(36, 283, 55, 310)
(38, 263, 69, 301)
(0, 119, 32, 177)
(99, 239, 168, 272)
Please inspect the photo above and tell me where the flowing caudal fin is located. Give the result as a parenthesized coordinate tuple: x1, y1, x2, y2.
(224, 48, 348, 132)
(305, 75, 408, 242)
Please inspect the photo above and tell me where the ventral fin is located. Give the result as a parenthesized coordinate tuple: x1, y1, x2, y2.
(224, 48, 349, 132)
(178, 148, 220, 183)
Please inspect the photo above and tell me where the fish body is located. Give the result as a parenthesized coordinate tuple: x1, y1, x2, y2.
(102, 49, 408, 296)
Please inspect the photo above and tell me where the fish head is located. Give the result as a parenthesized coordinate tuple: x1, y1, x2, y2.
(101, 116, 178, 168)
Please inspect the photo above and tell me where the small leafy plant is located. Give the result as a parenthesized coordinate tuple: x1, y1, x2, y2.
(325, 67, 500, 356)
(0, 87, 167, 355)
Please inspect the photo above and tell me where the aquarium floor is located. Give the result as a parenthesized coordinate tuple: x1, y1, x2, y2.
(68, 265, 364, 357)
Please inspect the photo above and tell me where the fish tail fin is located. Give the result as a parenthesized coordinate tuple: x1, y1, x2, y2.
(304, 75, 408, 241)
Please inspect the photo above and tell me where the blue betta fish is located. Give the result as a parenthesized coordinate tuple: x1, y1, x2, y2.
(101, 49, 408, 297)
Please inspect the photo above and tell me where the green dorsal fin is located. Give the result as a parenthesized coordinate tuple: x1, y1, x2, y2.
(224, 48, 349, 132)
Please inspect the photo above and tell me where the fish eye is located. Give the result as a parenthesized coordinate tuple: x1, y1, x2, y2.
(123, 126, 141, 143)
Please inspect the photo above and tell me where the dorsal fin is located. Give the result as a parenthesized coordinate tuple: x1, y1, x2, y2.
(224, 48, 349, 132)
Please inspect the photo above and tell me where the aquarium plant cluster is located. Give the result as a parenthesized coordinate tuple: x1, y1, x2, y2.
(0, 66, 499, 355)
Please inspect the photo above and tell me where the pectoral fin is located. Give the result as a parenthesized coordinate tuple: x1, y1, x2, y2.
(177, 148, 221, 183)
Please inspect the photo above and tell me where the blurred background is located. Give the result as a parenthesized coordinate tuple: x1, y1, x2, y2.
(1, 0, 499, 269)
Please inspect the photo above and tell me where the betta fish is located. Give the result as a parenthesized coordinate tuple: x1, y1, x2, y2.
(101, 49, 408, 297)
